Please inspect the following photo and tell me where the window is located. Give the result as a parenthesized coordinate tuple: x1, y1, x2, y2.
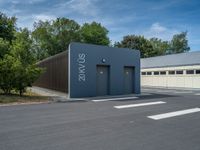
(142, 72, 146, 75)
(196, 70, 200, 74)
(147, 72, 152, 75)
(160, 71, 166, 75)
(168, 71, 175, 75)
(154, 71, 159, 75)
(186, 70, 194, 74)
(176, 70, 183, 75)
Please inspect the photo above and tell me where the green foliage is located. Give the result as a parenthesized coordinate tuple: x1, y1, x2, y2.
(32, 18, 110, 60)
(0, 12, 16, 59)
(168, 31, 190, 54)
(52, 18, 81, 53)
(80, 22, 110, 46)
(149, 38, 170, 56)
(116, 32, 190, 58)
(0, 38, 10, 58)
(0, 28, 43, 96)
(115, 35, 154, 58)
(0, 12, 16, 43)
(32, 20, 110, 60)
(0, 55, 16, 94)
(10, 29, 43, 96)
(31, 20, 56, 60)
(12, 61, 43, 96)
(32, 18, 81, 60)
(11, 28, 35, 64)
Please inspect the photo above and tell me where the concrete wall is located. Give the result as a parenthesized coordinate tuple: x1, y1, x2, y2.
(141, 65, 200, 89)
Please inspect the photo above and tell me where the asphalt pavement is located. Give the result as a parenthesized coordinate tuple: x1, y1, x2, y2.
(0, 88, 200, 150)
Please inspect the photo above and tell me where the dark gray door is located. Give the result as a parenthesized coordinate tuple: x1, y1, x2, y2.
(124, 67, 134, 94)
(96, 65, 109, 96)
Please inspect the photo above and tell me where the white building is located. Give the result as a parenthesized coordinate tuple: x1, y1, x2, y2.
(141, 51, 200, 89)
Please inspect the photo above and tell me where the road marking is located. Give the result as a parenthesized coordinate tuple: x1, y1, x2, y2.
(92, 96, 138, 102)
(141, 93, 152, 96)
(148, 108, 200, 120)
(173, 91, 193, 94)
(156, 90, 173, 93)
(195, 93, 200, 95)
(142, 89, 155, 91)
(114, 101, 166, 109)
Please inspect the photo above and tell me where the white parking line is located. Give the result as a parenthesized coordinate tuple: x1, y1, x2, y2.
(92, 96, 138, 102)
(195, 93, 200, 95)
(156, 90, 173, 93)
(148, 108, 200, 120)
(114, 101, 166, 109)
(173, 91, 193, 94)
(140, 93, 152, 96)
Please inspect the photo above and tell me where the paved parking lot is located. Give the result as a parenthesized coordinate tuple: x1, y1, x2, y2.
(0, 88, 200, 150)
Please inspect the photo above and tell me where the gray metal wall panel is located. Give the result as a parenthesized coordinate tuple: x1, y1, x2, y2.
(69, 42, 140, 98)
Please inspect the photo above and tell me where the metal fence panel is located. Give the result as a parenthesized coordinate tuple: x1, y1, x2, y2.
(33, 51, 68, 93)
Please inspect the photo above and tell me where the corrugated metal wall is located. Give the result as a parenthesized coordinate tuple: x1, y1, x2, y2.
(34, 51, 68, 93)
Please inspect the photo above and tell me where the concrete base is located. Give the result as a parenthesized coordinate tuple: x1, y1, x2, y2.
(29, 86, 68, 98)
(142, 86, 200, 91)
(29, 86, 145, 102)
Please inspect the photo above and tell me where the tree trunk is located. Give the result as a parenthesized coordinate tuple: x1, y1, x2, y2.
(20, 90, 22, 96)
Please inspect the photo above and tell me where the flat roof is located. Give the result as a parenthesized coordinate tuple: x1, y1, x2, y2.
(141, 51, 200, 69)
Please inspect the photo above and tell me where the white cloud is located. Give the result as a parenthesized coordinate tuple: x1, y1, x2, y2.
(0, 0, 46, 5)
(16, 14, 56, 30)
(11, 0, 20, 4)
(28, 0, 46, 4)
(150, 23, 167, 33)
(33, 14, 56, 22)
(143, 22, 179, 41)
(61, 0, 99, 17)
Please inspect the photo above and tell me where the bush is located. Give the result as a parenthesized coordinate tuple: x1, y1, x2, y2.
(0, 55, 43, 96)
(0, 28, 43, 96)
(13, 63, 43, 96)
(0, 55, 16, 94)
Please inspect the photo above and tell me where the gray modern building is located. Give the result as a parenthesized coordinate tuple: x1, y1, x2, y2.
(34, 42, 141, 98)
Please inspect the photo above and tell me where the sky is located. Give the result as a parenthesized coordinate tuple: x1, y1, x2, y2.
(0, 0, 200, 51)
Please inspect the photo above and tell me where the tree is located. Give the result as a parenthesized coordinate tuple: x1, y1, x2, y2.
(0, 55, 16, 94)
(0, 28, 43, 96)
(11, 28, 43, 96)
(52, 18, 81, 54)
(116, 32, 190, 58)
(0, 12, 16, 43)
(0, 12, 16, 59)
(11, 28, 35, 64)
(31, 20, 52, 60)
(12, 60, 42, 96)
(32, 18, 81, 60)
(115, 35, 154, 58)
(149, 38, 170, 56)
(0, 38, 10, 58)
(32, 19, 110, 60)
(80, 22, 110, 46)
(168, 32, 190, 54)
